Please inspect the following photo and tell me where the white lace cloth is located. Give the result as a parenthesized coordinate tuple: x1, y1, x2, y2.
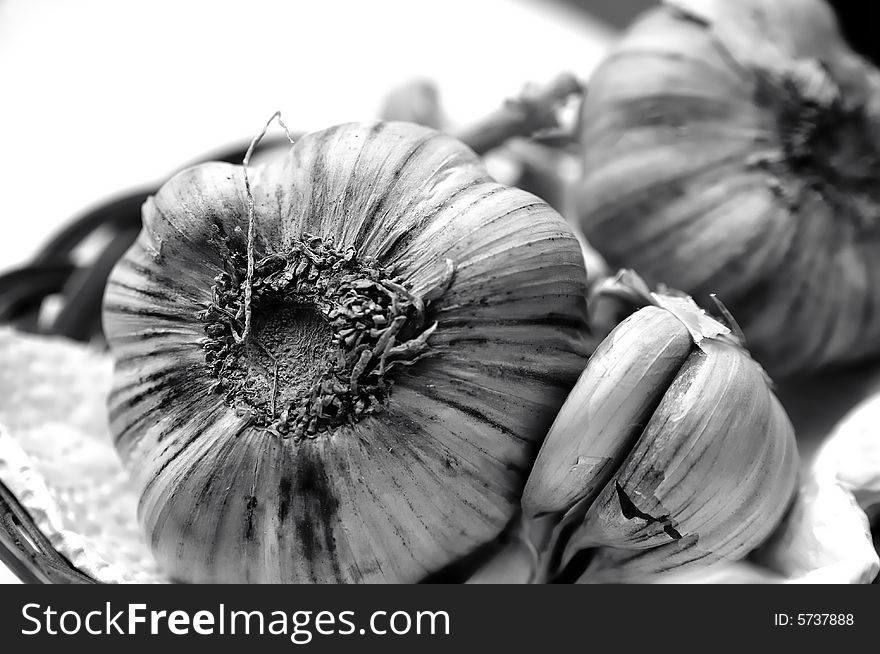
(0, 328, 162, 583)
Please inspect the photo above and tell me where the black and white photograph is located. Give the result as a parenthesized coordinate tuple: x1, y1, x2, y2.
(0, 0, 876, 646)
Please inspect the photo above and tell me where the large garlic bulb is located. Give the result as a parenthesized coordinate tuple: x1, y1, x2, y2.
(102, 121, 590, 583)
(576, 0, 880, 377)
(522, 272, 799, 582)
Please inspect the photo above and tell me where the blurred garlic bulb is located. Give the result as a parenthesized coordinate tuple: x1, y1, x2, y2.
(103, 121, 590, 583)
(522, 271, 799, 582)
(378, 78, 446, 130)
(576, 0, 880, 377)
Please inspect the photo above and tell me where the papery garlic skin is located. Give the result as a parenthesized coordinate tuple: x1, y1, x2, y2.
(814, 392, 880, 508)
(576, 0, 880, 377)
(751, 477, 878, 584)
(102, 122, 590, 584)
(523, 286, 798, 581)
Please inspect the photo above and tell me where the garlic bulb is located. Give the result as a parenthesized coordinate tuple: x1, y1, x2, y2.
(575, 0, 880, 377)
(378, 78, 445, 130)
(522, 271, 799, 582)
(102, 121, 590, 583)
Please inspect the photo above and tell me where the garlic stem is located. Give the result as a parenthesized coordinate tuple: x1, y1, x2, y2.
(454, 72, 584, 156)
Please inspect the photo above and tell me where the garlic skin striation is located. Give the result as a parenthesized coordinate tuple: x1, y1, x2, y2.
(522, 271, 799, 582)
(576, 0, 880, 377)
(102, 121, 590, 584)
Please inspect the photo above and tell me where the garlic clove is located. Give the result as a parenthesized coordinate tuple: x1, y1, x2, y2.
(520, 271, 799, 581)
(567, 339, 798, 580)
(522, 306, 692, 516)
(659, 475, 879, 584)
(668, 361, 880, 585)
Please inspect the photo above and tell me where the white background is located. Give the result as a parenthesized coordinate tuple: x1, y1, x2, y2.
(0, 0, 611, 583)
(0, 0, 611, 271)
